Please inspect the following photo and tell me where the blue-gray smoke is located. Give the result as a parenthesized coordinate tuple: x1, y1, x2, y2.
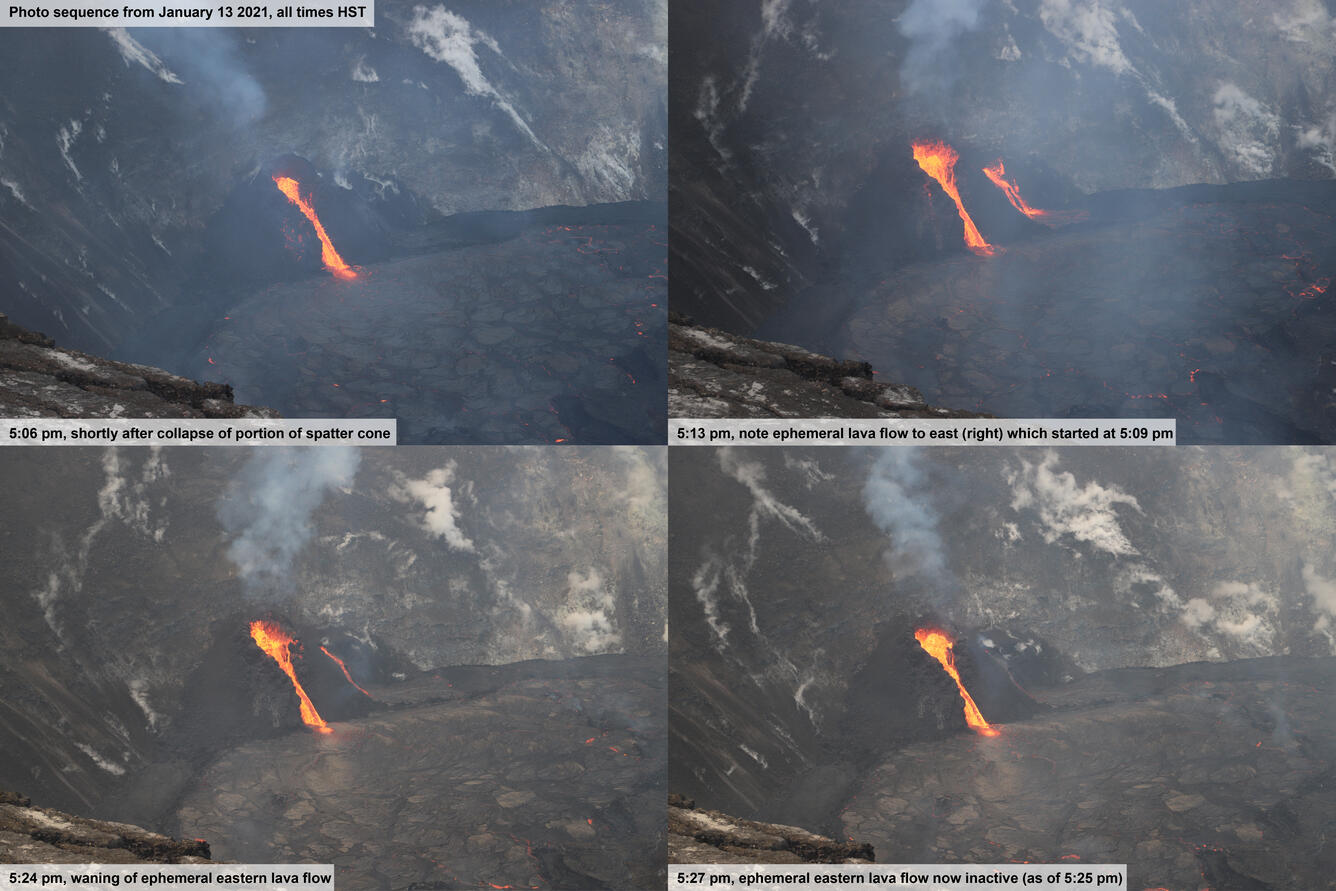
(898, 0, 991, 94)
(219, 448, 360, 598)
(863, 448, 952, 589)
(131, 28, 267, 126)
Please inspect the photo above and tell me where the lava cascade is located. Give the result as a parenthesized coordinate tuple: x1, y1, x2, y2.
(914, 627, 999, 737)
(321, 645, 373, 699)
(981, 160, 1088, 226)
(911, 140, 996, 256)
(272, 175, 357, 280)
(250, 620, 333, 732)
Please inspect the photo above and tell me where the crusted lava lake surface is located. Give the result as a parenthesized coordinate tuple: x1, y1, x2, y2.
(176, 654, 666, 891)
(132, 203, 667, 444)
(762, 181, 1336, 444)
(843, 656, 1336, 891)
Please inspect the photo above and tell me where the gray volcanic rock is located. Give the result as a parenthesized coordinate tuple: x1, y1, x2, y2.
(669, 315, 992, 418)
(0, 313, 277, 418)
(668, 796, 873, 865)
(0, 791, 213, 864)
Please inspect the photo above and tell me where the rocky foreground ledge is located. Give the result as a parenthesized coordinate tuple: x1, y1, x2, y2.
(0, 313, 277, 419)
(0, 790, 212, 864)
(668, 313, 991, 419)
(669, 794, 874, 864)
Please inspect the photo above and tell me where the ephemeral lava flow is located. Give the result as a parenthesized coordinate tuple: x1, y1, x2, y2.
(914, 627, 999, 737)
(272, 175, 357, 280)
(250, 620, 333, 733)
(982, 159, 1088, 227)
(321, 645, 373, 699)
(911, 140, 996, 257)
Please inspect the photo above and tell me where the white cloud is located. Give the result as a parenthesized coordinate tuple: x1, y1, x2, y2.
(391, 462, 475, 552)
(1007, 451, 1141, 556)
(405, 6, 543, 149)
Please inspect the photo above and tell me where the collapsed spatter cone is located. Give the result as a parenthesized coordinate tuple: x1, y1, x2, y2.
(272, 175, 357, 280)
(914, 627, 999, 737)
(250, 620, 333, 733)
(911, 140, 996, 256)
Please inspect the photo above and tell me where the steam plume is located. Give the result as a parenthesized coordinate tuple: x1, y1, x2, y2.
(863, 448, 950, 586)
(219, 448, 360, 597)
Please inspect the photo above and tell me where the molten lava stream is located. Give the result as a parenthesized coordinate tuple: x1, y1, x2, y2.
(249, 620, 333, 733)
(272, 176, 357, 280)
(981, 160, 1088, 226)
(982, 160, 1047, 220)
(320, 645, 373, 699)
(911, 140, 996, 256)
(914, 628, 999, 737)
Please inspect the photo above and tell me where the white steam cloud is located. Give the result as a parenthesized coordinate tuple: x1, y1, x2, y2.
(864, 448, 947, 580)
(219, 449, 360, 596)
(1007, 451, 1142, 556)
(390, 462, 475, 552)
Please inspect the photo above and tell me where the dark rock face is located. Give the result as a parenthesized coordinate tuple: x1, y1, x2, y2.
(0, 312, 277, 418)
(669, 314, 991, 418)
(0, 791, 212, 864)
(668, 798, 872, 865)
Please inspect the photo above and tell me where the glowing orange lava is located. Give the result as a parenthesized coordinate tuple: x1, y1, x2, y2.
(982, 160, 1047, 219)
(249, 620, 332, 733)
(320, 645, 373, 699)
(914, 627, 999, 737)
(272, 175, 357, 280)
(911, 140, 996, 256)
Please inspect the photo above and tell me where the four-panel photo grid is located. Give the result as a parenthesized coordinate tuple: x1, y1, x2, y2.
(1, 2, 1334, 890)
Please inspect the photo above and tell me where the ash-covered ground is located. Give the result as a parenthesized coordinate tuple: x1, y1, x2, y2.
(0, 448, 667, 889)
(0, 3, 666, 442)
(670, 447, 1336, 889)
(671, 0, 1336, 442)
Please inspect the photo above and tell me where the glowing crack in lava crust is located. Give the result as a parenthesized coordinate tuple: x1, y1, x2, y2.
(272, 175, 357, 280)
(914, 627, 999, 737)
(249, 620, 332, 733)
(911, 140, 996, 256)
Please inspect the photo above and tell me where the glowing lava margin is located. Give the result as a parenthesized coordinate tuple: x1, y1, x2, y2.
(250, 620, 333, 733)
(911, 140, 996, 256)
(273, 175, 357, 280)
(914, 627, 999, 737)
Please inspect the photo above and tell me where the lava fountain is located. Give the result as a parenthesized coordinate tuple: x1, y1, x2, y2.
(914, 627, 999, 737)
(911, 140, 996, 256)
(321, 645, 373, 699)
(249, 620, 333, 732)
(272, 175, 357, 280)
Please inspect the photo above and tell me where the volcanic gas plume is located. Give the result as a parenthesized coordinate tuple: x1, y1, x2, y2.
(914, 627, 998, 736)
(249, 620, 332, 732)
(911, 140, 996, 256)
(272, 175, 357, 280)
